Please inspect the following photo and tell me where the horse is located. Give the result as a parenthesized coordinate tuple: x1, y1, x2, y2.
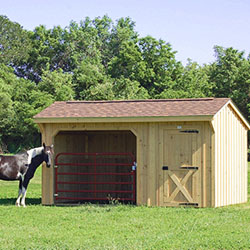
(0, 143, 53, 207)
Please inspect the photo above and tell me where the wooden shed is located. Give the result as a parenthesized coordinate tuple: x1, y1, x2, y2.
(34, 98, 250, 207)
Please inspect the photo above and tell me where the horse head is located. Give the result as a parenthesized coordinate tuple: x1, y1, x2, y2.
(42, 143, 54, 168)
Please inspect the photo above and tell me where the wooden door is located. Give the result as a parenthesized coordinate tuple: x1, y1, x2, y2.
(160, 128, 202, 206)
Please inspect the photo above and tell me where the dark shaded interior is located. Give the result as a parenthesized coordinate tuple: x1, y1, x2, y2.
(54, 131, 136, 204)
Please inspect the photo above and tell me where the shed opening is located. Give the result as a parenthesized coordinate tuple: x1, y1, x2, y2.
(53, 130, 136, 204)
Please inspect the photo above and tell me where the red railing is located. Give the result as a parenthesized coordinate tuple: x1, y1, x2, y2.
(54, 152, 136, 203)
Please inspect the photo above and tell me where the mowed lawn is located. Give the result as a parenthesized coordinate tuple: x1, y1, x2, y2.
(0, 164, 250, 250)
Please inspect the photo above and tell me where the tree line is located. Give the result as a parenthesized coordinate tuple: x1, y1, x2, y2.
(0, 15, 250, 152)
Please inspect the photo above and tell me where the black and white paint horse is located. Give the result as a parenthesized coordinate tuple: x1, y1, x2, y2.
(0, 143, 53, 207)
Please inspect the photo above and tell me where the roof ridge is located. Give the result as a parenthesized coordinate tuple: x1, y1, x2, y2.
(65, 98, 221, 104)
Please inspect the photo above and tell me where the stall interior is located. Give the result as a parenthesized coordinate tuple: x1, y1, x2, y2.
(54, 131, 137, 204)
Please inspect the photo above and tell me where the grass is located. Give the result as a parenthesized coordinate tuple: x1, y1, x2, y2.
(0, 165, 250, 249)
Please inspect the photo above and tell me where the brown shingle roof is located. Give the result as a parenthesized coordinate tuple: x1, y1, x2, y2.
(34, 98, 230, 119)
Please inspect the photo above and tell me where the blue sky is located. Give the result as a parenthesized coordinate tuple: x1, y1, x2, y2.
(1, 0, 250, 65)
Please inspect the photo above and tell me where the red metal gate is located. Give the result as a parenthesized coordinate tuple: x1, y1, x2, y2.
(54, 152, 136, 203)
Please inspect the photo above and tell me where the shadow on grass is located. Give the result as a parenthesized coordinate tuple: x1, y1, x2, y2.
(0, 198, 41, 206)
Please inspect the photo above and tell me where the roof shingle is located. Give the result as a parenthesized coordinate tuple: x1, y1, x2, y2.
(34, 98, 230, 119)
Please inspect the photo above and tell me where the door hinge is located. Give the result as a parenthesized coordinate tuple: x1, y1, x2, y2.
(162, 166, 168, 170)
(180, 130, 199, 134)
(179, 202, 198, 206)
(180, 166, 199, 170)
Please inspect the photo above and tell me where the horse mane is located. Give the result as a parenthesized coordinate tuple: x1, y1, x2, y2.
(27, 146, 44, 165)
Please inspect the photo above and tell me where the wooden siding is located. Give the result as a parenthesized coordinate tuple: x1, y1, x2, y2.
(213, 104, 248, 207)
(39, 121, 214, 207)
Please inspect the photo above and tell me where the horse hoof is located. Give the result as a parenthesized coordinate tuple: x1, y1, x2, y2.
(15, 203, 20, 207)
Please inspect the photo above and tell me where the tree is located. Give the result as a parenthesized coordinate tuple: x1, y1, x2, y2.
(209, 46, 250, 119)
(112, 77, 149, 100)
(73, 59, 108, 100)
(137, 36, 182, 97)
(106, 17, 144, 78)
(92, 15, 113, 69)
(0, 64, 52, 151)
(0, 15, 31, 66)
(108, 17, 138, 57)
(22, 25, 71, 82)
(0, 75, 15, 148)
(158, 60, 213, 99)
(39, 69, 74, 101)
(2, 14, 249, 150)
(108, 40, 145, 80)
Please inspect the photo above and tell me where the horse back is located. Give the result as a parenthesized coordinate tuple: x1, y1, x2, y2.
(0, 154, 28, 181)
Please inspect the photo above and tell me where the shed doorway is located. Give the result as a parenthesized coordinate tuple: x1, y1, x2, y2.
(160, 127, 202, 207)
(53, 130, 136, 204)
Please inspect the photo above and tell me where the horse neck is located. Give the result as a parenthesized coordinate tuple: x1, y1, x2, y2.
(29, 153, 45, 169)
(27, 147, 43, 164)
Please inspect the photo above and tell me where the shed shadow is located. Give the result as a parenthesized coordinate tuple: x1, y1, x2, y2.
(0, 198, 41, 206)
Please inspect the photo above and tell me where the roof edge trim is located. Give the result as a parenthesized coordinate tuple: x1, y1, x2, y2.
(212, 99, 250, 130)
(65, 98, 215, 104)
(228, 100, 250, 130)
(34, 115, 214, 124)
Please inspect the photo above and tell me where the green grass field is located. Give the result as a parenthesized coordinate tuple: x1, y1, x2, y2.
(0, 164, 250, 250)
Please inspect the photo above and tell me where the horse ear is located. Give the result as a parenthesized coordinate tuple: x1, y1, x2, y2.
(43, 143, 46, 149)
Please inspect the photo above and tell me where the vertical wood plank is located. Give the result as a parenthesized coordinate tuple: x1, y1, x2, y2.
(210, 120, 216, 207)
(136, 125, 143, 205)
(203, 122, 209, 207)
(147, 123, 156, 206)
(158, 125, 164, 206)
(42, 124, 55, 205)
(155, 123, 160, 206)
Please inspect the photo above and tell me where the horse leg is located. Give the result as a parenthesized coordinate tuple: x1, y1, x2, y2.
(21, 177, 30, 207)
(20, 186, 28, 207)
(16, 178, 23, 206)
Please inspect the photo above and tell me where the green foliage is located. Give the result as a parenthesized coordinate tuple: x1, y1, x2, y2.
(39, 69, 74, 101)
(0, 15, 31, 66)
(84, 80, 115, 100)
(112, 77, 149, 100)
(138, 37, 182, 97)
(0, 64, 52, 151)
(108, 40, 144, 80)
(73, 59, 108, 100)
(0, 15, 250, 151)
(159, 60, 213, 99)
(209, 46, 250, 118)
(0, 83, 14, 148)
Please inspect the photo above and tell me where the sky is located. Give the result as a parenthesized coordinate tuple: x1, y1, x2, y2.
(1, 0, 250, 65)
